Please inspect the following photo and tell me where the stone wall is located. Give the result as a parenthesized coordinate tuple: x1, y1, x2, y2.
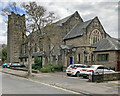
(94, 51, 117, 70)
(89, 72, 120, 82)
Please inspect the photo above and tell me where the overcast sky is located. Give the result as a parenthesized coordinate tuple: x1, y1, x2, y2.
(0, 0, 119, 44)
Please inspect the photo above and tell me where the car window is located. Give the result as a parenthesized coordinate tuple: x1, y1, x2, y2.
(97, 66, 104, 69)
(104, 67, 109, 70)
(86, 66, 91, 68)
(76, 65, 84, 68)
(69, 65, 75, 68)
(89, 66, 95, 68)
(71, 65, 87, 68)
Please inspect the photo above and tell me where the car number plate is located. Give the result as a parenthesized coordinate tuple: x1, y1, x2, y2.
(68, 71, 71, 73)
(82, 69, 86, 71)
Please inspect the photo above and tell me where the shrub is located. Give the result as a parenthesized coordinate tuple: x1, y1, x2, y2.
(40, 64, 63, 73)
(32, 56, 42, 70)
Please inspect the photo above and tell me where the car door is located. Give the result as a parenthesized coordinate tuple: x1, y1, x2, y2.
(95, 66, 104, 74)
(103, 67, 111, 73)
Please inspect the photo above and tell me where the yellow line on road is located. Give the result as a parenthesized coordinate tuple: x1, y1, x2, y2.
(2, 72, 82, 95)
(29, 79, 81, 94)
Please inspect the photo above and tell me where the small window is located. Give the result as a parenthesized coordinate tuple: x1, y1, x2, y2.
(98, 54, 109, 61)
(20, 58, 23, 62)
(78, 54, 80, 63)
(25, 58, 27, 62)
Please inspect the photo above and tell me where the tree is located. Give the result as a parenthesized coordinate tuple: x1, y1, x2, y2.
(21, 2, 55, 77)
(1, 2, 18, 23)
(2, 45, 7, 63)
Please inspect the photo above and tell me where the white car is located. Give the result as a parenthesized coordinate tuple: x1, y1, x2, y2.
(66, 64, 87, 77)
(80, 65, 115, 78)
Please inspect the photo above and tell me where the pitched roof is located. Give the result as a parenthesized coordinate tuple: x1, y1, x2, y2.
(92, 38, 120, 52)
(60, 45, 74, 50)
(63, 19, 93, 40)
(54, 11, 83, 26)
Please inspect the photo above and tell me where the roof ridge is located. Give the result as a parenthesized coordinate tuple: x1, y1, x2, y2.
(108, 38, 118, 50)
(54, 11, 83, 26)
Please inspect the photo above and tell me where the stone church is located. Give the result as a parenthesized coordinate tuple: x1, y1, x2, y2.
(7, 11, 120, 71)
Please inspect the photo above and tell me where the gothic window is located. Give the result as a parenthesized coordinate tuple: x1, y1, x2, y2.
(91, 54, 93, 62)
(93, 37, 95, 44)
(95, 36, 97, 42)
(91, 38, 92, 44)
(25, 58, 27, 62)
(90, 29, 102, 44)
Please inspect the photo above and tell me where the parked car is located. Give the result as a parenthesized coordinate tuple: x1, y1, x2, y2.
(66, 64, 87, 77)
(80, 65, 115, 78)
(10, 63, 25, 67)
(2, 63, 12, 68)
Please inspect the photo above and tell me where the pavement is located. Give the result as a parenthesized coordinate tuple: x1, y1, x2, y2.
(1, 66, 120, 96)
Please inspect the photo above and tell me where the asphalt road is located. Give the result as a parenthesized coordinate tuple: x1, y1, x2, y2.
(1, 72, 82, 95)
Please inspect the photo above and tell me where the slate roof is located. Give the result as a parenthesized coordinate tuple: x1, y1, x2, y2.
(55, 15, 72, 26)
(92, 38, 120, 52)
(60, 45, 74, 50)
(63, 19, 93, 40)
(54, 11, 83, 26)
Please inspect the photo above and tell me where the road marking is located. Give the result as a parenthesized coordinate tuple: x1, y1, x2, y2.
(2, 71, 85, 95)
(29, 79, 81, 94)
(3, 73, 81, 94)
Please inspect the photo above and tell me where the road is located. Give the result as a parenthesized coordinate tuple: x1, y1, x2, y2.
(1, 72, 82, 95)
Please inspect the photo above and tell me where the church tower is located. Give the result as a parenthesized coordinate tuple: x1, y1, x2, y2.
(7, 12, 26, 63)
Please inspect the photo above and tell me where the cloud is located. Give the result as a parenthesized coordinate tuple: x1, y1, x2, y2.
(0, 0, 119, 44)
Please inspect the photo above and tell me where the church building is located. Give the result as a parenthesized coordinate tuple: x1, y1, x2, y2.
(7, 11, 120, 71)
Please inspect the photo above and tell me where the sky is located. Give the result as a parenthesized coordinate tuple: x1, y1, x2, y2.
(0, 0, 119, 44)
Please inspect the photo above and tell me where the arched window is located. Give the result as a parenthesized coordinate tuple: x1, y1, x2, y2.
(91, 38, 92, 44)
(90, 29, 102, 44)
(93, 37, 95, 44)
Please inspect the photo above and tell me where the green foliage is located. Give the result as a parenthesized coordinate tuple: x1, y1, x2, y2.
(2, 46, 7, 62)
(32, 56, 42, 70)
(40, 64, 63, 73)
(0, 49, 2, 59)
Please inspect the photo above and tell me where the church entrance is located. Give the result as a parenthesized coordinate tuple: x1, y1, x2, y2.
(67, 54, 73, 67)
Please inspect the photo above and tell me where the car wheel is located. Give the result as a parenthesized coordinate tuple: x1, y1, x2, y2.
(76, 72, 80, 77)
(83, 75, 88, 79)
(67, 73, 71, 76)
(96, 72, 99, 75)
(4, 65, 7, 68)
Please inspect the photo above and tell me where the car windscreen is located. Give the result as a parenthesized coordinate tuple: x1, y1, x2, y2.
(89, 66, 95, 68)
(70, 65, 87, 68)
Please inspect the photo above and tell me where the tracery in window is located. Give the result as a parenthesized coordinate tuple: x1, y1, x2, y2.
(90, 29, 102, 44)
